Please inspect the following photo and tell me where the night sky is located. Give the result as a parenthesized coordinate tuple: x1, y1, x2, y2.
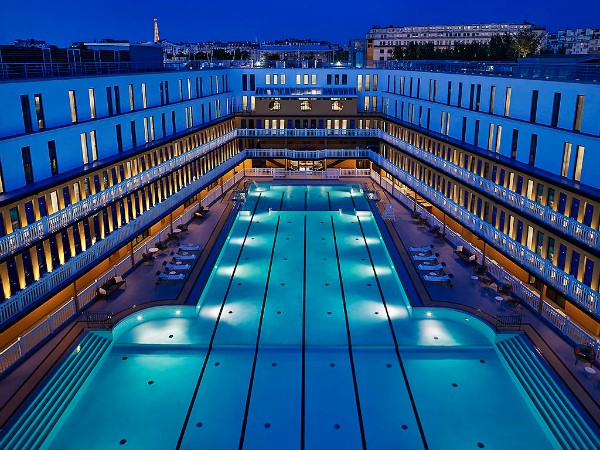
(0, 0, 598, 46)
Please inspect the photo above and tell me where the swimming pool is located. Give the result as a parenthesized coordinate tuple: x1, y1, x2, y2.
(2, 184, 598, 449)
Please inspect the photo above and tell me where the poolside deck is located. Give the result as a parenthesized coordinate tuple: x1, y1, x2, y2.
(0, 177, 598, 432)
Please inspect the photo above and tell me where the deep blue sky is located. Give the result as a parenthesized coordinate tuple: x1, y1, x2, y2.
(0, 0, 598, 46)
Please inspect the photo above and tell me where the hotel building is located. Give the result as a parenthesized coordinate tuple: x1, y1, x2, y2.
(0, 60, 599, 376)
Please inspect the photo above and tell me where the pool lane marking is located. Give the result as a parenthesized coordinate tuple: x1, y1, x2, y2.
(304, 190, 307, 211)
(301, 215, 307, 450)
(327, 192, 332, 211)
(355, 215, 430, 450)
(237, 215, 281, 450)
(279, 191, 284, 211)
(175, 193, 262, 450)
(330, 215, 368, 450)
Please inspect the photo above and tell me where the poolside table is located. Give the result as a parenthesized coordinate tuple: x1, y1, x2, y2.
(149, 248, 159, 254)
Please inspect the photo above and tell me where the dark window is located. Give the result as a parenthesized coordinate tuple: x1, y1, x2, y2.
(447, 81, 452, 105)
(116, 124, 123, 152)
(511, 129, 518, 159)
(461, 117, 467, 141)
(473, 120, 480, 147)
(334, 74, 340, 85)
(9, 207, 21, 231)
(21, 94, 33, 133)
(22, 146, 34, 185)
(160, 81, 165, 105)
(130, 120, 137, 148)
(570, 251, 580, 276)
(529, 134, 538, 165)
(48, 140, 59, 175)
(457, 82, 463, 107)
(242, 74, 247, 91)
(551, 93, 561, 127)
(342, 74, 347, 84)
(249, 74, 255, 91)
(114, 86, 121, 114)
(161, 113, 166, 138)
(172, 110, 176, 133)
(530, 90, 538, 123)
(106, 87, 114, 116)
(34, 94, 45, 129)
(475, 84, 481, 111)
(469, 83, 475, 110)
(327, 74, 332, 84)
(165, 81, 170, 103)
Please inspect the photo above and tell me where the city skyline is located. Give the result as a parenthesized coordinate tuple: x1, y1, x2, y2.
(0, 0, 599, 46)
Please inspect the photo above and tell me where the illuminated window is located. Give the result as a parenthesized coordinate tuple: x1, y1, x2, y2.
(495, 125, 502, 152)
(281, 74, 286, 84)
(573, 95, 584, 132)
(142, 83, 147, 109)
(357, 74, 363, 92)
(265, 74, 271, 85)
(373, 74, 378, 91)
(69, 90, 78, 123)
(311, 74, 317, 85)
(80, 133, 89, 164)
(504, 87, 511, 117)
(561, 142, 572, 177)
(365, 74, 371, 91)
(303, 74, 309, 85)
(34, 94, 45, 129)
(296, 74, 301, 85)
(269, 100, 281, 111)
(489, 86, 495, 113)
(573, 145, 584, 181)
(90, 130, 98, 161)
(331, 100, 343, 111)
(300, 100, 312, 111)
(128, 84, 135, 110)
(273, 74, 278, 85)
(88, 88, 96, 118)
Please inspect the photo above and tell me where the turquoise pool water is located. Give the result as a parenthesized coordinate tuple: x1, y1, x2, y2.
(2, 184, 598, 449)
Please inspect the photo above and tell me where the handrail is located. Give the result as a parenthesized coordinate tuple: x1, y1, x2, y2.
(0, 130, 238, 260)
(0, 152, 244, 325)
(379, 131, 599, 250)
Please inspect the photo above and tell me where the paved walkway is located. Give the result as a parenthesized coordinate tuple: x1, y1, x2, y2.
(1, 177, 599, 430)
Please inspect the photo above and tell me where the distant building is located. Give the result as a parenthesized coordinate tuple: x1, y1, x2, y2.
(257, 43, 333, 62)
(13, 39, 50, 48)
(544, 28, 600, 55)
(366, 22, 539, 61)
(348, 39, 366, 67)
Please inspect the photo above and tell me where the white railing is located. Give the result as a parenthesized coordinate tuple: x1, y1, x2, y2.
(370, 170, 600, 354)
(0, 152, 245, 326)
(245, 148, 372, 160)
(0, 168, 243, 375)
(369, 153, 600, 316)
(236, 127, 381, 139)
(244, 167, 371, 180)
(0, 130, 239, 259)
(379, 131, 599, 250)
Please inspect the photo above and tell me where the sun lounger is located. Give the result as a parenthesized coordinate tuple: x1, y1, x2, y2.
(412, 253, 439, 262)
(418, 262, 446, 271)
(409, 245, 434, 253)
(157, 272, 185, 283)
(179, 244, 202, 252)
(423, 274, 454, 286)
(164, 262, 191, 271)
(173, 253, 197, 261)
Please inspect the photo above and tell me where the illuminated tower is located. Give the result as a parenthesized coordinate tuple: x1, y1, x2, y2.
(153, 18, 160, 43)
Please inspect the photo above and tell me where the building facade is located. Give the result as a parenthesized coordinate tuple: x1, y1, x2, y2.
(545, 28, 600, 55)
(0, 63, 599, 365)
(366, 23, 536, 61)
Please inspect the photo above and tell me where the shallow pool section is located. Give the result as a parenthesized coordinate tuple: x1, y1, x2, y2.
(2, 184, 598, 450)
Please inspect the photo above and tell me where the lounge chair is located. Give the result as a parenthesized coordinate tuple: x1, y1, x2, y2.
(167, 232, 180, 241)
(141, 253, 155, 263)
(173, 253, 197, 261)
(418, 262, 446, 271)
(176, 224, 189, 232)
(423, 274, 454, 286)
(412, 253, 440, 262)
(497, 283, 512, 296)
(505, 295, 522, 309)
(155, 241, 168, 251)
(417, 217, 429, 226)
(179, 244, 202, 252)
(428, 224, 441, 234)
(97, 276, 126, 299)
(163, 262, 191, 271)
(454, 245, 477, 264)
(409, 245, 434, 253)
(574, 344, 597, 366)
(157, 272, 186, 283)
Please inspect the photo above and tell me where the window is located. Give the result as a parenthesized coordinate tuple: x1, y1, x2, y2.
(106, 87, 114, 116)
(68, 90, 78, 122)
(130, 121, 137, 148)
(530, 90, 538, 123)
(48, 140, 58, 176)
(551, 93, 560, 127)
(511, 129, 518, 158)
(447, 81, 452, 105)
(495, 125, 502, 152)
(0, 161, 5, 193)
(311, 74, 317, 85)
(303, 74, 309, 85)
(90, 130, 98, 161)
(332, 100, 343, 111)
(457, 82, 463, 107)
(300, 100, 312, 111)
(21, 146, 34, 185)
(561, 142, 572, 177)
(503, 87, 511, 116)
(573, 145, 585, 181)
(489, 86, 496, 113)
(573, 95, 584, 132)
(296, 74, 301, 85)
(365, 74, 371, 91)
(114, 86, 121, 114)
(268, 100, 281, 111)
(357, 74, 363, 92)
(80, 132, 89, 164)
(265, 74, 271, 85)
(281, 74, 286, 84)
(142, 83, 147, 108)
(373, 74, 378, 91)
(20, 94, 33, 133)
(33, 94, 44, 130)
(128, 84, 135, 110)
(529, 134, 538, 165)
(116, 124, 123, 153)
(9, 207, 21, 231)
(88, 88, 96, 118)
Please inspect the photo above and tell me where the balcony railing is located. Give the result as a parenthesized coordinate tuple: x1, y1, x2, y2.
(379, 131, 600, 250)
(0, 152, 245, 326)
(236, 127, 381, 138)
(369, 152, 599, 316)
(0, 130, 238, 261)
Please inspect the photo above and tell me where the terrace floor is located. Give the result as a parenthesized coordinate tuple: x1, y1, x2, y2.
(0, 177, 598, 431)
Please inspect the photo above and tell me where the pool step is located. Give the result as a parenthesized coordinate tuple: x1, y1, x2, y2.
(0, 332, 112, 450)
(496, 336, 600, 450)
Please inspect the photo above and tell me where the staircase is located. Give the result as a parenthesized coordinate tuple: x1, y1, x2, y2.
(496, 335, 600, 450)
(0, 332, 112, 449)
